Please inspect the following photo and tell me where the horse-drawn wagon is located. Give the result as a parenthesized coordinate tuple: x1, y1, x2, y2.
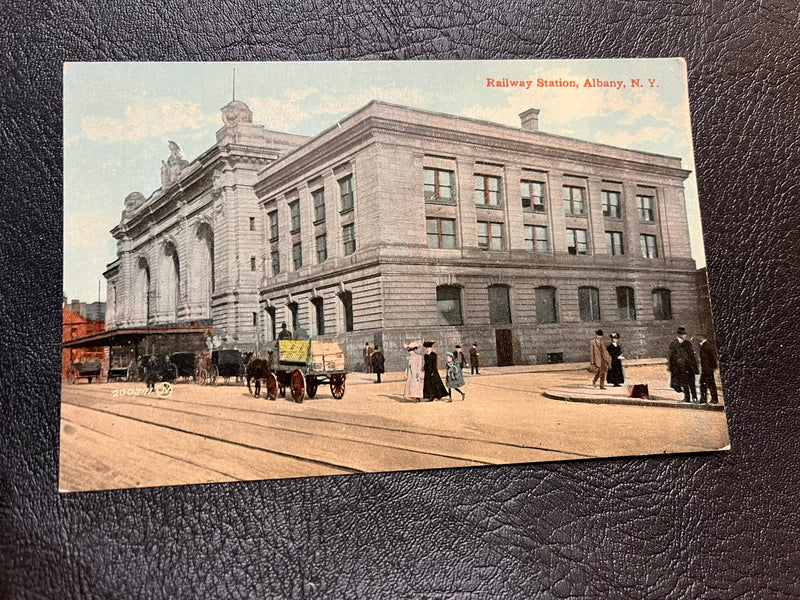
(170, 352, 197, 383)
(198, 349, 246, 386)
(250, 339, 347, 403)
(139, 354, 177, 389)
(68, 359, 103, 384)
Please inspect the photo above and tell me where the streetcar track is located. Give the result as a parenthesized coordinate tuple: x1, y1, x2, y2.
(62, 395, 593, 460)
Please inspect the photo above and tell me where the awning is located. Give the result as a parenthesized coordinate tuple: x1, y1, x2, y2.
(63, 325, 213, 349)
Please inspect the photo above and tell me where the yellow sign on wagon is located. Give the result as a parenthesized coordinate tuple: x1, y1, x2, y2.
(278, 339, 310, 363)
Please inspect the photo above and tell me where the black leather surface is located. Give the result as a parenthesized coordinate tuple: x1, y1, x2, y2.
(2, 2, 800, 598)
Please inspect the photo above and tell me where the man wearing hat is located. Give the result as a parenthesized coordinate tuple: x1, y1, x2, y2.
(277, 322, 292, 341)
(668, 326, 699, 403)
(454, 345, 467, 370)
(590, 329, 612, 389)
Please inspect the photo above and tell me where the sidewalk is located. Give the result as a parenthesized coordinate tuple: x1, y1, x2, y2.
(542, 383, 724, 411)
(346, 358, 668, 385)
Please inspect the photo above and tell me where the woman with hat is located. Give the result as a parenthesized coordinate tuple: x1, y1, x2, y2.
(445, 351, 466, 401)
(422, 341, 449, 401)
(606, 332, 625, 387)
(403, 344, 424, 401)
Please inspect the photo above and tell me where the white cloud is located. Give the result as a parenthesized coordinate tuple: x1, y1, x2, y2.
(285, 87, 318, 102)
(315, 86, 430, 115)
(247, 97, 310, 131)
(81, 97, 214, 143)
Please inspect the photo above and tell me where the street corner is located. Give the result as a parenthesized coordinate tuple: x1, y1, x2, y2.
(542, 383, 725, 411)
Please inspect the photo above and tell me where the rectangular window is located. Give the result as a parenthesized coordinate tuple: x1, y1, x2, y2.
(270, 250, 280, 276)
(637, 195, 655, 222)
(426, 217, 458, 249)
(521, 180, 546, 213)
(424, 168, 456, 204)
(339, 175, 354, 212)
(289, 201, 301, 233)
(563, 185, 585, 216)
(249, 217, 256, 231)
(312, 188, 326, 223)
(602, 190, 622, 218)
(641, 234, 658, 258)
(488, 285, 512, 325)
(606, 231, 624, 256)
(477, 221, 505, 250)
(653, 289, 673, 320)
(436, 285, 463, 326)
(342, 223, 356, 256)
(475, 175, 502, 207)
(535, 287, 558, 324)
(312, 297, 325, 336)
(316, 233, 327, 264)
(250, 256, 256, 271)
(292, 242, 302, 270)
(617, 287, 637, 320)
(567, 228, 589, 255)
(269, 211, 279, 241)
(252, 312, 257, 326)
(578, 287, 601, 321)
(524, 225, 549, 253)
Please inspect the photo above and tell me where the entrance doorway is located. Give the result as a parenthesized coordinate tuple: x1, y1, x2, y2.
(495, 329, 514, 366)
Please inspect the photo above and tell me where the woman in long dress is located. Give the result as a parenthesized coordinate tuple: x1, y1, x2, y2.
(606, 332, 625, 387)
(403, 345, 424, 401)
(422, 341, 449, 401)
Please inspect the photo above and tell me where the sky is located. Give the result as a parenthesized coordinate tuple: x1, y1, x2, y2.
(64, 58, 704, 303)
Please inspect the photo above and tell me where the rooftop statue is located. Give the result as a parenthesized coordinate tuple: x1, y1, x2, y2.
(160, 141, 189, 187)
(121, 191, 146, 222)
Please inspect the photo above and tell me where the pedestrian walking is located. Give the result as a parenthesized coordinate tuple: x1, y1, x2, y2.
(590, 329, 612, 389)
(372, 346, 385, 383)
(422, 341, 449, 401)
(606, 332, 625, 387)
(403, 344, 424, 401)
(668, 326, 699, 403)
(445, 351, 466, 401)
(695, 334, 719, 404)
(469, 343, 480, 375)
(363, 342, 373, 373)
(454, 345, 467, 370)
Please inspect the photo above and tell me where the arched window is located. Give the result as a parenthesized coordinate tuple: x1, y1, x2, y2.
(488, 284, 511, 325)
(161, 241, 180, 319)
(265, 306, 277, 341)
(192, 222, 214, 316)
(616, 287, 636, 320)
(134, 257, 151, 325)
(287, 302, 299, 331)
(311, 297, 325, 336)
(578, 286, 601, 321)
(652, 288, 673, 320)
(338, 292, 353, 333)
(436, 285, 463, 326)
(535, 286, 558, 324)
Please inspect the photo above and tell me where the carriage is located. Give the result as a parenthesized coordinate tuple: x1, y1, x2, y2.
(198, 349, 246, 386)
(139, 354, 177, 385)
(265, 339, 347, 403)
(169, 352, 198, 383)
(68, 359, 103, 384)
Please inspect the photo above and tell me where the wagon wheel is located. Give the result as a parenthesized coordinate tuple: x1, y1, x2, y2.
(210, 364, 219, 387)
(290, 369, 305, 403)
(198, 367, 208, 386)
(330, 374, 346, 399)
(266, 372, 278, 400)
(306, 375, 318, 399)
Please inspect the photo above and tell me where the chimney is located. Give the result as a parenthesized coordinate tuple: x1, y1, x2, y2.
(519, 108, 540, 131)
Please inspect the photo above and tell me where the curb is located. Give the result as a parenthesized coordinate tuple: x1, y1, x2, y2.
(542, 388, 725, 411)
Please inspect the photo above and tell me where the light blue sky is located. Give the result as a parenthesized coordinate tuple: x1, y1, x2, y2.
(64, 58, 704, 303)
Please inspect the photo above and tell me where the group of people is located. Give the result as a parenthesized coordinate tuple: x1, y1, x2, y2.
(589, 327, 719, 405)
(402, 341, 472, 402)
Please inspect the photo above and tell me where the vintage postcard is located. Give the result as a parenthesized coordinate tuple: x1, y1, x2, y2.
(61, 59, 729, 492)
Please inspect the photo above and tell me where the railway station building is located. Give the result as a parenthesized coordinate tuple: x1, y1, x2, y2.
(106, 99, 707, 371)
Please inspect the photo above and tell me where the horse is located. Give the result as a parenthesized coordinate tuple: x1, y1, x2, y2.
(246, 353, 272, 399)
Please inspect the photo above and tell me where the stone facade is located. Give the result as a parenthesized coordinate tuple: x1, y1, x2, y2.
(105, 101, 310, 351)
(253, 102, 703, 371)
(106, 99, 705, 371)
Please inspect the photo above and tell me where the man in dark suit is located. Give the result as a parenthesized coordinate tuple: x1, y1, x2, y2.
(668, 326, 699, 403)
(695, 334, 719, 404)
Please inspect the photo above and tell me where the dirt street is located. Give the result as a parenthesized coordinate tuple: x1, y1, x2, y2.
(59, 365, 729, 492)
